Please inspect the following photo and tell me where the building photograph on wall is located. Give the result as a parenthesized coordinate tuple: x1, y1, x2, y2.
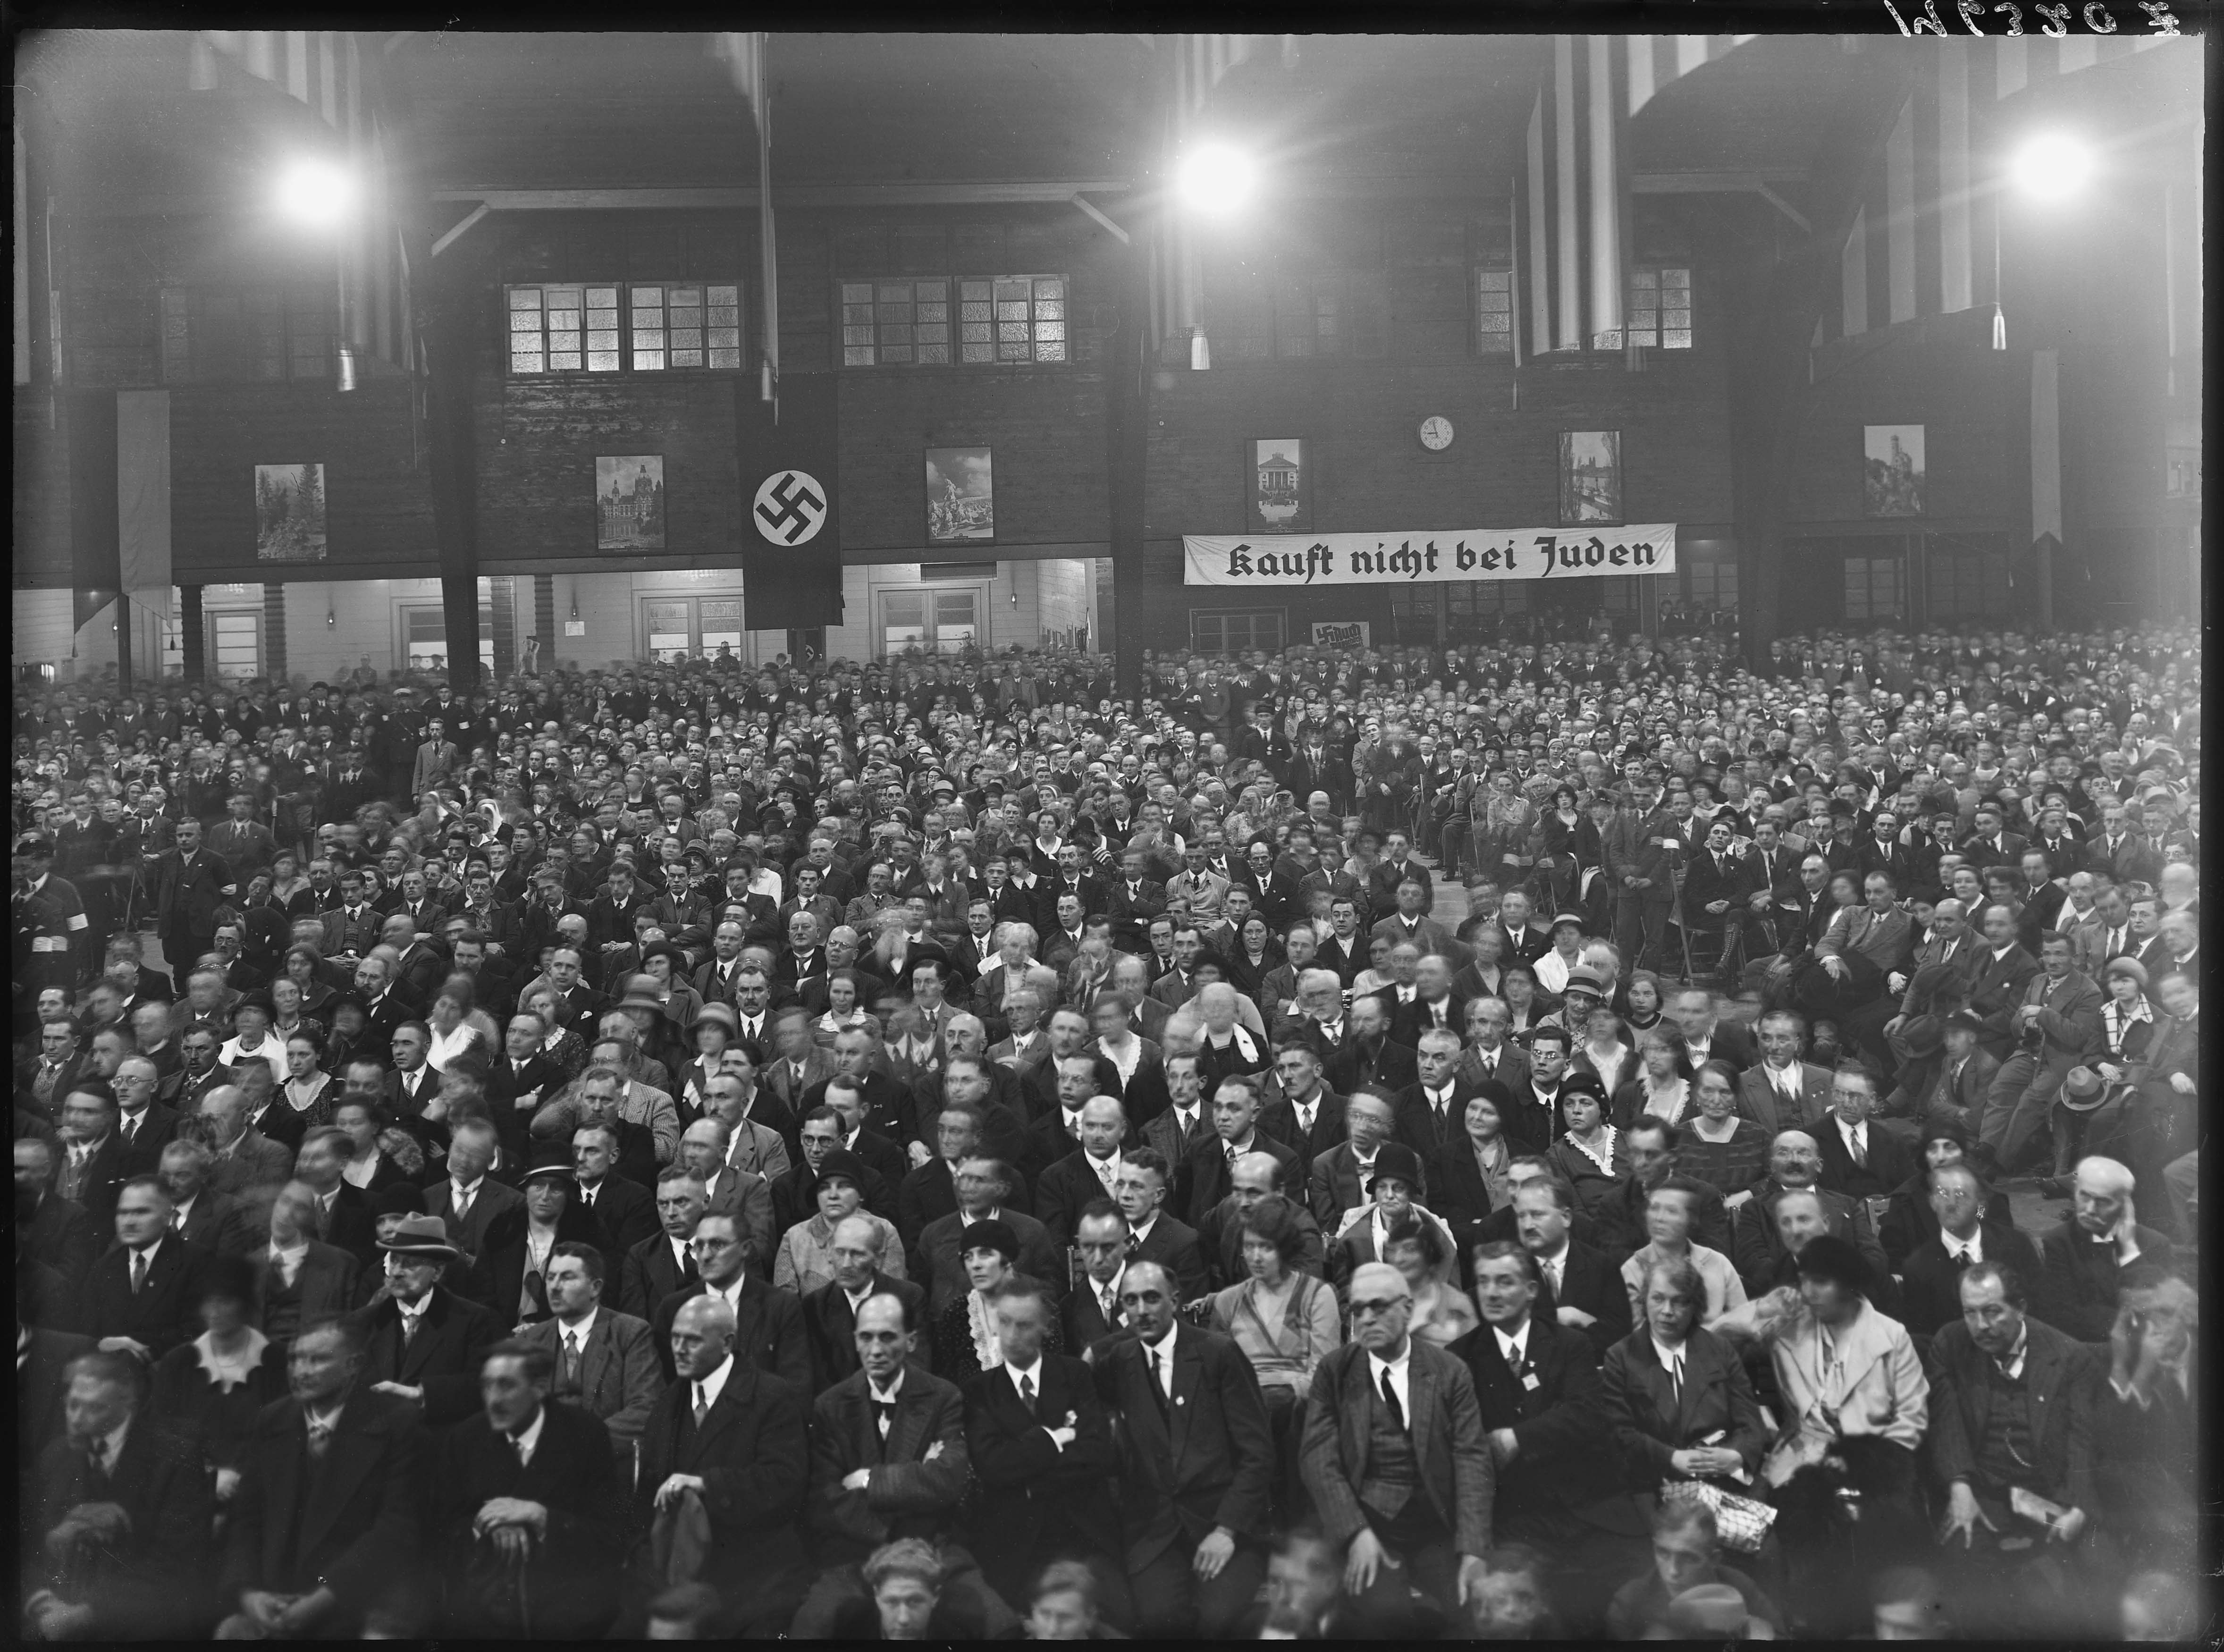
(253, 463, 327, 562)
(1249, 439, 1307, 533)
(925, 446, 994, 543)
(1864, 424, 1926, 516)
(597, 454, 666, 549)
(1559, 430, 1621, 524)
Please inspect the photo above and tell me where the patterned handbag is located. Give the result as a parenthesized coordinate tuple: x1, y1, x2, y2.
(1660, 1477, 1779, 1554)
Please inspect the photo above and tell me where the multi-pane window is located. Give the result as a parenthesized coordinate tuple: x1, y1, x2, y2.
(1843, 555, 1904, 621)
(1626, 266, 1692, 349)
(1474, 269, 1514, 354)
(977, 275, 1065, 363)
(160, 286, 334, 384)
(1682, 556, 1739, 611)
(507, 284, 620, 373)
(509, 282, 741, 375)
(840, 279, 951, 366)
(839, 275, 1067, 367)
(1191, 610, 1285, 654)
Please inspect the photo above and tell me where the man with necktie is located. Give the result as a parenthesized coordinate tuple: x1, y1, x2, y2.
(1299, 1261, 1495, 1629)
(1895, 1162, 2039, 1340)
(794, 1291, 1015, 1636)
(1088, 1260, 1275, 1636)
(635, 1294, 810, 1635)
(517, 1243, 662, 1459)
(432, 1340, 623, 1637)
(219, 1318, 429, 1638)
(25, 1347, 215, 1640)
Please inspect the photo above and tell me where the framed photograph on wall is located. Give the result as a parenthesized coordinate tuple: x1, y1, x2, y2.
(597, 455, 666, 550)
(1249, 439, 1309, 533)
(1558, 431, 1621, 524)
(1863, 424, 1925, 517)
(926, 446, 995, 544)
(254, 463, 327, 562)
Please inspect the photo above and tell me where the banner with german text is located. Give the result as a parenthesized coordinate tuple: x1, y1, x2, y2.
(1183, 524, 1677, 587)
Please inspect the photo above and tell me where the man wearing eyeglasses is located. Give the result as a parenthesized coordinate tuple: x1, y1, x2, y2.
(1297, 1261, 1494, 1632)
(648, 1212, 809, 1391)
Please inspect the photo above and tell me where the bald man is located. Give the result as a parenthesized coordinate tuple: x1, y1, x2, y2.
(637, 1293, 809, 1635)
(1728, 1129, 1889, 1301)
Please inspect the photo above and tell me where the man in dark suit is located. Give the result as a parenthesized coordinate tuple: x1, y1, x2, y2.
(422, 1117, 526, 1265)
(622, 1166, 706, 1319)
(649, 1210, 812, 1390)
(14, 1135, 98, 1290)
(1454, 1242, 1648, 1631)
(24, 1347, 216, 1641)
(1976, 930, 2104, 1178)
(572, 1119, 660, 1256)
(800, 1218, 929, 1390)
(635, 1293, 811, 1635)
(1115, 1155, 1211, 1306)
(219, 1318, 430, 1638)
(1928, 1260, 2100, 1593)
(1259, 1040, 1347, 1163)
(1896, 1162, 2040, 1340)
(1963, 905, 2042, 1062)
(2032, 1155, 2173, 1340)
(1393, 1027, 1478, 1155)
(1513, 1177, 1632, 1360)
(292, 1125, 382, 1264)
(1088, 1259, 1275, 1635)
(962, 1273, 1126, 1617)
(915, 1155, 1064, 1314)
(256, 1181, 365, 1347)
(1729, 1132, 1891, 1298)
(1812, 1064, 1917, 1201)
(485, 1012, 568, 1160)
(794, 1291, 1016, 1637)
(1299, 1260, 1495, 1627)
(350, 1212, 503, 1426)
(433, 1340, 623, 1638)
(153, 816, 235, 972)
(197, 1084, 295, 1199)
(53, 1083, 132, 1233)
(1103, 851, 1170, 955)
(1033, 1095, 1133, 1252)
(1325, 996, 1420, 1096)
(84, 1174, 211, 1361)
(1174, 1074, 1302, 1230)
(1682, 819, 1756, 985)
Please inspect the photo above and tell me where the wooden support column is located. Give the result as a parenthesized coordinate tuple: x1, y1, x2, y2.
(1105, 204, 1150, 699)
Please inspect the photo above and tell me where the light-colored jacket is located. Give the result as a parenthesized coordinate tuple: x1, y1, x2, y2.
(1767, 1296, 1929, 1453)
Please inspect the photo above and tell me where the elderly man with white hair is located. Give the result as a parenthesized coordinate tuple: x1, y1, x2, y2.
(1298, 1260, 1494, 1628)
(2032, 1155, 2174, 1340)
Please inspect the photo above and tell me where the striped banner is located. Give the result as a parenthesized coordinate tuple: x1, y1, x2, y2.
(1514, 36, 1627, 356)
(1824, 34, 2188, 346)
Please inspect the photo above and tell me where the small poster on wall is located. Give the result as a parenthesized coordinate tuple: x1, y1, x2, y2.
(598, 455, 666, 549)
(1863, 424, 1925, 516)
(926, 447, 994, 544)
(1558, 431, 1622, 524)
(255, 463, 327, 561)
(1249, 439, 1309, 533)
(1312, 620, 1370, 648)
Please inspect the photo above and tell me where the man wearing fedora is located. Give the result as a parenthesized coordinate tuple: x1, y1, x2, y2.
(351, 1210, 503, 1426)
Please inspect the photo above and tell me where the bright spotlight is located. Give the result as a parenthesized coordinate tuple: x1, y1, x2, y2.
(2010, 134, 2094, 202)
(275, 158, 354, 228)
(1177, 143, 1256, 214)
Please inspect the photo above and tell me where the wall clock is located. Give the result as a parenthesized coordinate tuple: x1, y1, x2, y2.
(1418, 416, 1454, 451)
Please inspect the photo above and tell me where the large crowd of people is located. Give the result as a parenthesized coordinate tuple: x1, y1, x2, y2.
(10, 621, 2204, 1641)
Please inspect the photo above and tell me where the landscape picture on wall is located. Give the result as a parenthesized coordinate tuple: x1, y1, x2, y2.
(1249, 439, 1308, 533)
(926, 447, 995, 543)
(1863, 424, 1925, 516)
(1559, 430, 1621, 524)
(598, 455, 666, 549)
(254, 463, 327, 562)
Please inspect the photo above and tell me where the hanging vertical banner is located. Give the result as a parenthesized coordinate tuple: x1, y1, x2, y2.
(739, 372, 842, 628)
(115, 389, 173, 623)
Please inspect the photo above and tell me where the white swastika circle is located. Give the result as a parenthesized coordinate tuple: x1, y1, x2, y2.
(753, 470, 828, 546)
